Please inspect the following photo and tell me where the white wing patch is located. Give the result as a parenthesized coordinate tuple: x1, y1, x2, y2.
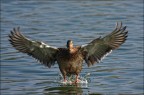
(39, 41, 58, 49)
(81, 44, 88, 48)
(101, 50, 112, 61)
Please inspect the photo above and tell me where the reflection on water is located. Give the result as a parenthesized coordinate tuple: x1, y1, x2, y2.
(44, 85, 83, 95)
(1, 0, 143, 95)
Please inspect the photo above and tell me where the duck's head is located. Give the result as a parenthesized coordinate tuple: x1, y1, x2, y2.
(67, 40, 73, 49)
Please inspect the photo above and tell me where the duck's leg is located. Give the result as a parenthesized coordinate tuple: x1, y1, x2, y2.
(74, 74, 81, 83)
(61, 71, 67, 82)
(63, 75, 67, 82)
(59, 67, 67, 82)
(62, 72, 67, 82)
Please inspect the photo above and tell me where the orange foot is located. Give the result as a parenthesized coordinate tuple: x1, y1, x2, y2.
(64, 79, 67, 83)
(73, 79, 81, 84)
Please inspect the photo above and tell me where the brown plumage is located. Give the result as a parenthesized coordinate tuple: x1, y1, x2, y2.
(9, 22, 128, 83)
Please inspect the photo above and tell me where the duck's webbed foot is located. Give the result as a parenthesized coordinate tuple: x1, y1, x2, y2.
(74, 75, 81, 83)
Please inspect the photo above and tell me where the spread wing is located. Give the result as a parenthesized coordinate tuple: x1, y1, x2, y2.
(9, 27, 59, 68)
(80, 22, 128, 67)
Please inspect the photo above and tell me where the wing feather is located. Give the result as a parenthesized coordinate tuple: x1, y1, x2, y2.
(9, 27, 58, 68)
(81, 22, 128, 67)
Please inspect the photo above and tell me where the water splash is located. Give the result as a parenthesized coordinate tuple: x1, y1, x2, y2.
(56, 73, 91, 85)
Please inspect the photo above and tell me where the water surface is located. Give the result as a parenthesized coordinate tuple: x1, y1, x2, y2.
(1, 0, 143, 95)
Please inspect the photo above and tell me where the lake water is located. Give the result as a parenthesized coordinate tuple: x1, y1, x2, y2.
(1, 0, 143, 95)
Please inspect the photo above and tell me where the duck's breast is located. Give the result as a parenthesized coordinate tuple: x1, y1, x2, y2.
(56, 48, 84, 74)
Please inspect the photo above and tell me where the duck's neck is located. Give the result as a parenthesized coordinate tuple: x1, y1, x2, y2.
(68, 47, 76, 53)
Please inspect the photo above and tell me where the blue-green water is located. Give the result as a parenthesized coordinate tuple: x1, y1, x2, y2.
(1, 0, 143, 95)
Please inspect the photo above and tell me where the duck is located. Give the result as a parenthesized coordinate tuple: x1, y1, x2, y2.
(9, 22, 128, 83)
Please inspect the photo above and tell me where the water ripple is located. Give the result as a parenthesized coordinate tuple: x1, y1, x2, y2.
(1, 0, 143, 95)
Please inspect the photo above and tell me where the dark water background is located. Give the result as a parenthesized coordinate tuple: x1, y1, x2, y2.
(1, 0, 143, 95)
